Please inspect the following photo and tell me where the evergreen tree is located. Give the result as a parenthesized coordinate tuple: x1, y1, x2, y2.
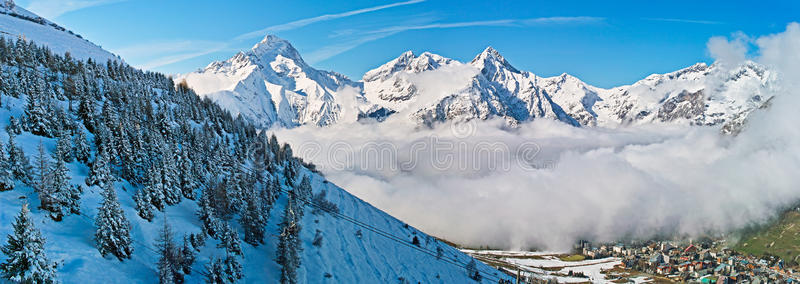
(94, 183, 133, 260)
(7, 135, 31, 185)
(77, 91, 96, 132)
(0, 203, 58, 283)
(47, 148, 73, 220)
(312, 230, 323, 247)
(466, 259, 482, 281)
(55, 134, 73, 162)
(0, 139, 14, 191)
(296, 175, 312, 201)
(216, 223, 242, 257)
(155, 220, 183, 284)
(23, 81, 53, 137)
(180, 235, 195, 275)
(204, 255, 242, 284)
(86, 148, 113, 188)
(5, 115, 21, 135)
(241, 188, 267, 246)
(177, 148, 197, 200)
(197, 187, 222, 238)
(72, 130, 91, 164)
(276, 196, 302, 284)
(133, 188, 155, 222)
(32, 142, 60, 220)
(64, 184, 82, 215)
(310, 189, 339, 216)
(144, 166, 167, 211)
(160, 148, 181, 206)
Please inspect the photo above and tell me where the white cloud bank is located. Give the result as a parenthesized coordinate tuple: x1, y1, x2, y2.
(275, 23, 800, 251)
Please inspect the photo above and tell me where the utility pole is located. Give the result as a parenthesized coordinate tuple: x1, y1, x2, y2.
(516, 268, 520, 284)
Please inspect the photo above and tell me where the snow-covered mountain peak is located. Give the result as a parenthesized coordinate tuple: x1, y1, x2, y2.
(362, 50, 454, 82)
(470, 46, 519, 74)
(250, 34, 304, 63)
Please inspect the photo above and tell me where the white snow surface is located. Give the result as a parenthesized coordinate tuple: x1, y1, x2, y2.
(0, 3, 119, 64)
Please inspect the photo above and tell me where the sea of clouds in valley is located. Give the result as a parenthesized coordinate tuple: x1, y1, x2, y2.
(273, 23, 800, 250)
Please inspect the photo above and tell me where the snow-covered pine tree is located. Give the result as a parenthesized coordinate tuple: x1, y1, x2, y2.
(310, 189, 339, 216)
(466, 259, 482, 281)
(94, 182, 133, 260)
(143, 165, 166, 211)
(7, 135, 31, 185)
(48, 146, 73, 220)
(197, 187, 222, 238)
(283, 159, 298, 186)
(241, 185, 267, 246)
(222, 164, 244, 215)
(189, 233, 205, 252)
(65, 184, 82, 215)
(160, 147, 181, 206)
(296, 175, 312, 205)
(177, 147, 197, 200)
(133, 188, 155, 222)
(6, 115, 22, 135)
(276, 195, 302, 284)
(155, 219, 183, 284)
(72, 130, 90, 163)
(22, 74, 54, 137)
(0, 139, 14, 191)
(312, 230, 323, 247)
(76, 90, 96, 131)
(217, 223, 242, 256)
(86, 147, 113, 188)
(204, 255, 242, 284)
(55, 134, 73, 162)
(180, 235, 195, 275)
(0, 203, 58, 283)
(32, 141, 60, 219)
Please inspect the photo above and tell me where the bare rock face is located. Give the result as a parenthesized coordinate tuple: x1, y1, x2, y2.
(656, 90, 706, 123)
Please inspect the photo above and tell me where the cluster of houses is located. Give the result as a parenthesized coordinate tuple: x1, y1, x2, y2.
(576, 240, 799, 283)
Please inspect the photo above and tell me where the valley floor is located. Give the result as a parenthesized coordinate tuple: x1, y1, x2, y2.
(461, 249, 643, 283)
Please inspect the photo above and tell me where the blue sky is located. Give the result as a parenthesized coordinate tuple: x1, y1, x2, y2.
(16, 0, 799, 87)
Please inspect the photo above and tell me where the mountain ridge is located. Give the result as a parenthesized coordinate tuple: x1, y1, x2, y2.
(181, 34, 775, 131)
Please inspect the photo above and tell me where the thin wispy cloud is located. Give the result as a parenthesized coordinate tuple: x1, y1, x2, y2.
(113, 40, 230, 70)
(25, 0, 125, 19)
(235, 0, 425, 41)
(644, 18, 724, 25)
(365, 16, 605, 34)
(306, 32, 400, 64)
(521, 16, 606, 25)
(365, 19, 517, 34)
(308, 16, 605, 64)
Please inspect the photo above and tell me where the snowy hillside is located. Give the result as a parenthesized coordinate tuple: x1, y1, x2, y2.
(0, 31, 509, 283)
(181, 35, 774, 130)
(0, 1, 119, 64)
